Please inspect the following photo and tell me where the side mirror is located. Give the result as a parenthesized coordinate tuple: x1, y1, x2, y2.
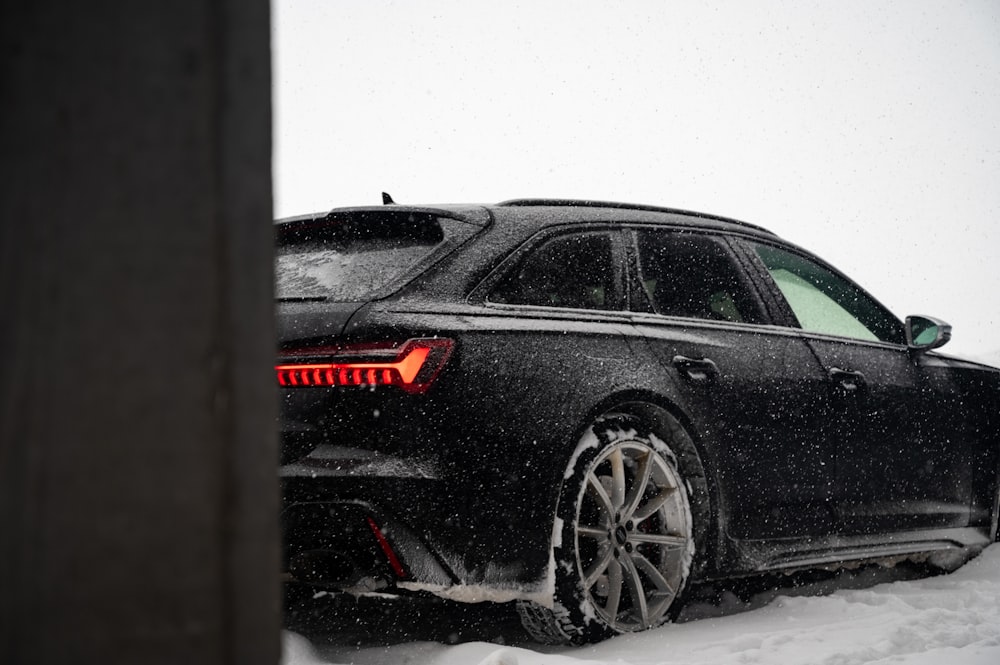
(905, 315, 952, 352)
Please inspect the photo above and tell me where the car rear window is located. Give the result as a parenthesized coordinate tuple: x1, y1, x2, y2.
(275, 212, 446, 300)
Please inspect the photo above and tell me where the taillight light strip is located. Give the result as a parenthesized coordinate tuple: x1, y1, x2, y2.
(275, 338, 453, 394)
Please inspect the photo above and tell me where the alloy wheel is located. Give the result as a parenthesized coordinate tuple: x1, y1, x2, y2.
(574, 439, 692, 631)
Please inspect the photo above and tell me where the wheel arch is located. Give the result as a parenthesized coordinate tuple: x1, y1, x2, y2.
(561, 389, 724, 578)
(521, 389, 722, 644)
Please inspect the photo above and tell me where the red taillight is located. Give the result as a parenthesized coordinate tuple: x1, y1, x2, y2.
(275, 338, 454, 394)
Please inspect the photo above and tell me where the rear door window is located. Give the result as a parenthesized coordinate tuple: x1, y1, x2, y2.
(275, 212, 446, 301)
(632, 229, 766, 324)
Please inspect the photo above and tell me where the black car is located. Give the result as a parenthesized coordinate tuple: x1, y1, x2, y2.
(277, 198, 999, 644)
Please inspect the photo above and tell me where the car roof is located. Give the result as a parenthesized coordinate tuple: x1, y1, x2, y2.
(282, 198, 779, 239)
(493, 198, 777, 237)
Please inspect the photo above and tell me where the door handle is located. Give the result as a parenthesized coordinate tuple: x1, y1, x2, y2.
(672, 355, 719, 382)
(828, 367, 866, 394)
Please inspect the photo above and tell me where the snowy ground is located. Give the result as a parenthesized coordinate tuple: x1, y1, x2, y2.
(283, 544, 1000, 665)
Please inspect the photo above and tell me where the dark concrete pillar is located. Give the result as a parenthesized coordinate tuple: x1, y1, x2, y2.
(0, 2, 278, 664)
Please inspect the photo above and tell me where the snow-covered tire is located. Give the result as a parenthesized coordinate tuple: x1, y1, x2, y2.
(518, 414, 707, 645)
(992, 481, 1000, 543)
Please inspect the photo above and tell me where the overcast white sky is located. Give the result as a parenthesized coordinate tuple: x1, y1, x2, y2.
(273, 1, 1000, 359)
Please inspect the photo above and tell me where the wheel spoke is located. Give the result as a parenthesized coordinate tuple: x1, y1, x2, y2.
(631, 552, 676, 623)
(605, 558, 623, 621)
(631, 551, 675, 597)
(610, 448, 626, 511)
(577, 525, 608, 540)
(621, 450, 653, 521)
(583, 543, 615, 589)
(629, 532, 688, 550)
(632, 486, 676, 522)
(619, 551, 649, 628)
(586, 473, 616, 518)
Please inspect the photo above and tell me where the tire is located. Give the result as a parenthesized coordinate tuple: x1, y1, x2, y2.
(518, 414, 705, 645)
(993, 481, 1000, 543)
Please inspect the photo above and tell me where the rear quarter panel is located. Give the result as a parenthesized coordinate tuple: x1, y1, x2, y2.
(349, 302, 687, 583)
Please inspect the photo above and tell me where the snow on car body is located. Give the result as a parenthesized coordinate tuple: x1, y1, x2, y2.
(276, 198, 1000, 644)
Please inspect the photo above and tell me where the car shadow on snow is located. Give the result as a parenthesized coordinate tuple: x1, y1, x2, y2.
(284, 560, 936, 649)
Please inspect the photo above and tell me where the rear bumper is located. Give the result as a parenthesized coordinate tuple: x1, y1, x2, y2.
(280, 443, 556, 604)
(281, 446, 453, 591)
(282, 499, 454, 591)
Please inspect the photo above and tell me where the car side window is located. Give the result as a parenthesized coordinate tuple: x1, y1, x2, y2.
(489, 231, 621, 310)
(752, 243, 905, 344)
(634, 230, 765, 324)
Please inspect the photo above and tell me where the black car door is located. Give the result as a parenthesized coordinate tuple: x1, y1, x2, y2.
(745, 241, 973, 534)
(625, 227, 837, 540)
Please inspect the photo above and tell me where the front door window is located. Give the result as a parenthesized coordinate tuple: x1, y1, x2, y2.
(752, 243, 904, 344)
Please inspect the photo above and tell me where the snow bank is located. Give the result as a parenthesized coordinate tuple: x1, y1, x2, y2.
(283, 544, 1000, 665)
